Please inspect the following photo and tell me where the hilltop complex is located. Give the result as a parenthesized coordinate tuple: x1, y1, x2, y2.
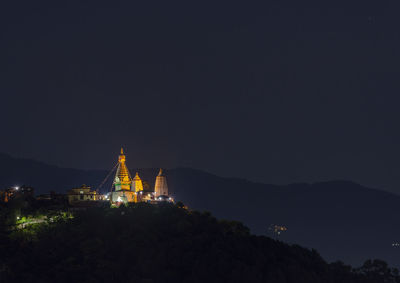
(110, 148, 170, 205)
(0, 148, 171, 207)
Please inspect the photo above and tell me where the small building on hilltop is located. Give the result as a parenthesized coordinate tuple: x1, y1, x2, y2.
(67, 184, 98, 205)
(0, 185, 35, 203)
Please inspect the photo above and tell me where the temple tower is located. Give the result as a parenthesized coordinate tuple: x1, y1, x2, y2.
(111, 148, 135, 203)
(154, 168, 168, 197)
(114, 147, 132, 191)
(131, 172, 144, 192)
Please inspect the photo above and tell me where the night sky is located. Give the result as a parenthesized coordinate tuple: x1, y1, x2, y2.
(2, 1, 400, 192)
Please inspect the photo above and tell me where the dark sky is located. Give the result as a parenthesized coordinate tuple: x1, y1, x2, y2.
(2, 1, 400, 192)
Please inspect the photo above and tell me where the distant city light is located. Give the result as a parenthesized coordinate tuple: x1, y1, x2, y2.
(15, 186, 19, 191)
(268, 224, 288, 238)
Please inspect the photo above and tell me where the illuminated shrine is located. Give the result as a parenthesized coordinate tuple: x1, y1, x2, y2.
(110, 148, 170, 204)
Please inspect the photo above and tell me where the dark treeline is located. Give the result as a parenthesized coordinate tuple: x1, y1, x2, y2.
(0, 200, 399, 283)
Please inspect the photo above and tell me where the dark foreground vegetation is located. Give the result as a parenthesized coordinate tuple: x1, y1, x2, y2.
(0, 199, 399, 283)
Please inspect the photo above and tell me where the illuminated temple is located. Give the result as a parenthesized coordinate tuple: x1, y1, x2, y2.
(111, 148, 170, 204)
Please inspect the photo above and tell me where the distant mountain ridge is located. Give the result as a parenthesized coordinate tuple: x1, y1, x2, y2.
(1, 152, 400, 268)
(0, 152, 107, 193)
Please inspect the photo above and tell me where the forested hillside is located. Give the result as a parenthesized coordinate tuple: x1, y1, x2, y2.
(2, 153, 400, 267)
(0, 201, 399, 283)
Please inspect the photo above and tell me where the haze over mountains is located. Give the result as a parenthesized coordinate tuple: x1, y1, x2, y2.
(1, 152, 400, 268)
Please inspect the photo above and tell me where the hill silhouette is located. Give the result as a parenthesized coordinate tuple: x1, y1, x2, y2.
(1, 203, 399, 283)
(0, 153, 399, 267)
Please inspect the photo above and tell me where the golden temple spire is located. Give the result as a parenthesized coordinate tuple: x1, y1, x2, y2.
(114, 147, 131, 190)
(119, 147, 126, 163)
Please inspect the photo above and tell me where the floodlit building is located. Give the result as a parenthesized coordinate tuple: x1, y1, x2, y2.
(154, 168, 168, 197)
(136, 190, 154, 202)
(67, 184, 98, 205)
